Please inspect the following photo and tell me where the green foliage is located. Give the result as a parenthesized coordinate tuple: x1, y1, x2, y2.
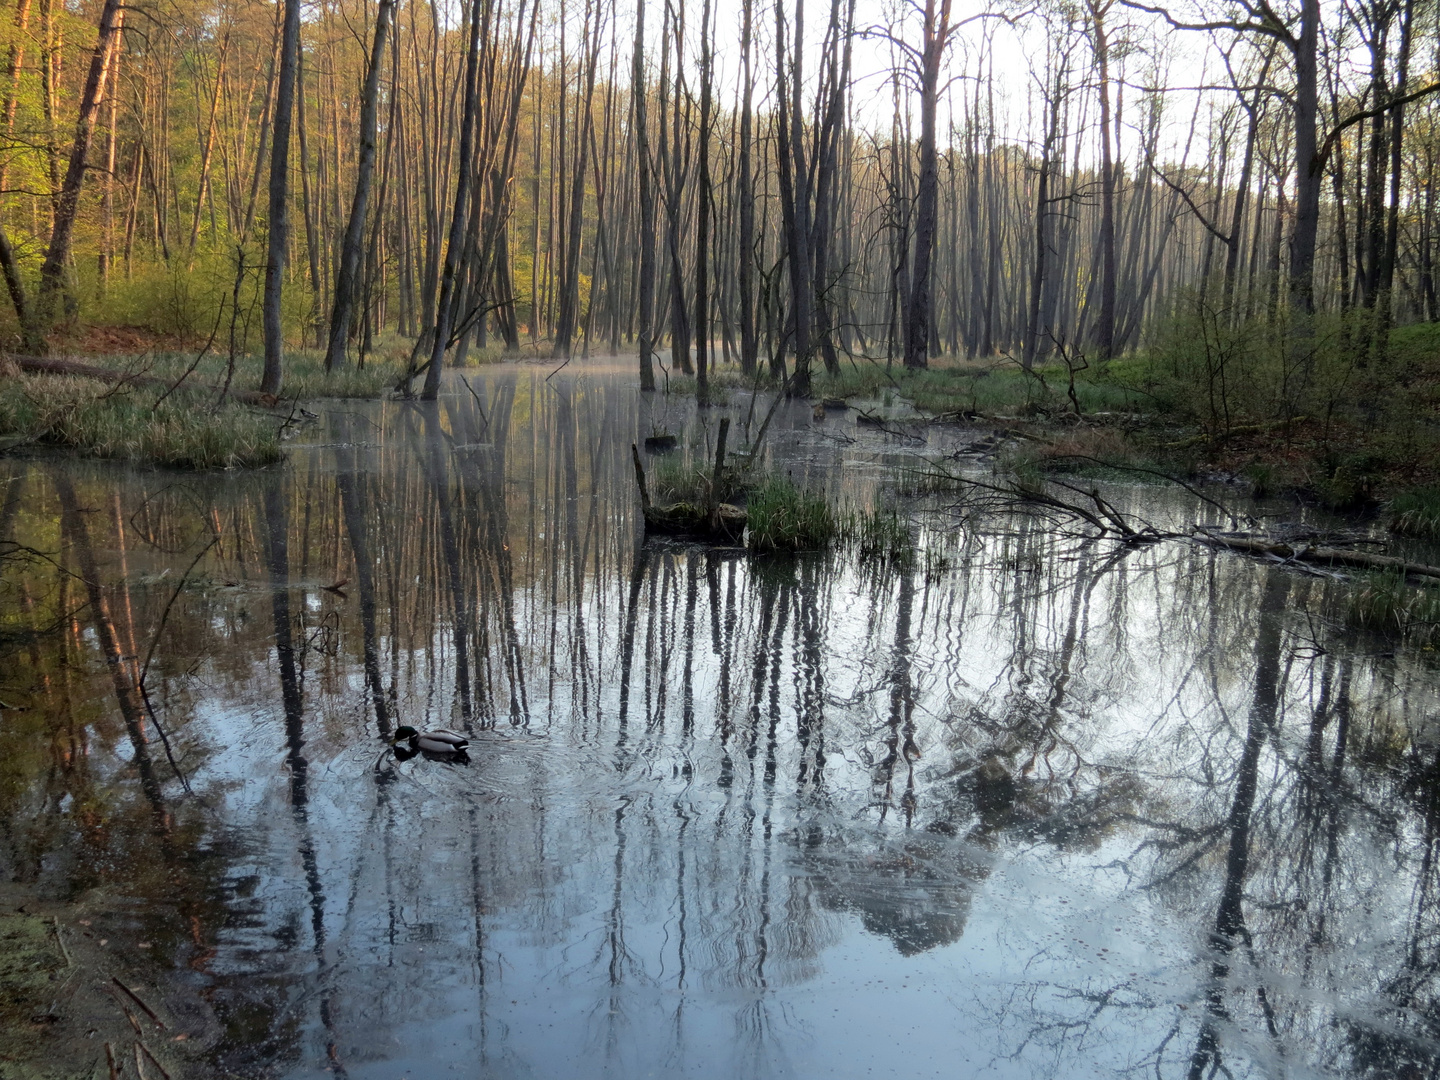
(0, 374, 282, 468)
(745, 474, 838, 553)
(1390, 487, 1440, 539)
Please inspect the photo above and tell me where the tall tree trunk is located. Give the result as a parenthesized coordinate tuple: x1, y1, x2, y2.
(325, 0, 395, 371)
(553, 0, 601, 357)
(903, 0, 950, 370)
(261, 0, 302, 394)
(1089, 0, 1116, 358)
(1288, 0, 1321, 319)
(32, 0, 125, 340)
(694, 0, 713, 403)
(775, 0, 813, 394)
(736, 0, 757, 376)
(633, 0, 656, 390)
(420, 0, 485, 399)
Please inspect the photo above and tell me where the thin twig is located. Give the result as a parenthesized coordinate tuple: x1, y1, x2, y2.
(52, 916, 71, 966)
(111, 978, 164, 1028)
(458, 375, 489, 430)
(138, 1040, 172, 1080)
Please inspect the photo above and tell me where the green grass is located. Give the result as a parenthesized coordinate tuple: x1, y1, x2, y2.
(744, 474, 838, 553)
(651, 453, 754, 505)
(0, 373, 282, 467)
(812, 358, 1143, 418)
(1390, 487, 1440, 539)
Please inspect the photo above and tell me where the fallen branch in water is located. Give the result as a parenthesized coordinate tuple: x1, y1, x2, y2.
(917, 461, 1440, 580)
(1194, 529, 1440, 580)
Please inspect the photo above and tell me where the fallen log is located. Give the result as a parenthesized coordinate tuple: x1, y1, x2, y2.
(8, 354, 281, 407)
(1195, 530, 1440, 580)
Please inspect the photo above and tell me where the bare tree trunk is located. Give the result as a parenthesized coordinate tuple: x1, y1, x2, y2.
(325, 0, 395, 371)
(736, 0, 757, 375)
(420, 0, 486, 399)
(553, 0, 601, 356)
(1289, 0, 1321, 318)
(903, 0, 950, 370)
(1089, 0, 1116, 358)
(261, 0, 302, 394)
(32, 0, 125, 340)
(694, 0, 713, 403)
(633, 0, 656, 390)
(775, 0, 814, 394)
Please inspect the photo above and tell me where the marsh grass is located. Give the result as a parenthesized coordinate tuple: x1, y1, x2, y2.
(662, 373, 735, 405)
(847, 506, 916, 566)
(0, 373, 282, 467)
(1347, 571, 1440, 647)
(744, 475, 837, 553)
(1390, 487, 1440, 539)
(739, 473, 919, 562)
(651, 454, 753, 505)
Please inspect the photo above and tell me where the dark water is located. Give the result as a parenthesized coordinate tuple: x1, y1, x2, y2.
(3, 364, 1439, 1079)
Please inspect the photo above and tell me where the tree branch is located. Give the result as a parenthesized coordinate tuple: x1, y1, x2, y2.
(1312, 81, 1440, 175)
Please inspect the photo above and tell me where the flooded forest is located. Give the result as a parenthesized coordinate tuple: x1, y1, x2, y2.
(2, 0, 1440, 1076)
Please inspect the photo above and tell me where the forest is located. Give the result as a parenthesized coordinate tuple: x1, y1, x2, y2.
(10, 0, 1440, 1075)
(0, 0, 1433, 405)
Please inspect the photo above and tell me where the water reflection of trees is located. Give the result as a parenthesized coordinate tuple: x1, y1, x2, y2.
(3, 372, 1440, 1075)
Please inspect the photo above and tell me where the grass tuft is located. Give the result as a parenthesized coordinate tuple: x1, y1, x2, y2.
(1390, 487, 1440, 539)
(848, 507, 916, 566)
(651, 454, 752, 505)
(745, 475, 838, 553)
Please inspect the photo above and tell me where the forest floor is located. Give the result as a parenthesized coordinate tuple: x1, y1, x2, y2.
(0, 345, 412, 468)
(0, 881, 216, 1080)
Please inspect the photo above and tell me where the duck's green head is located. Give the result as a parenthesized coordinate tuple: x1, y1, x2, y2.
(392, 725, 419, 743)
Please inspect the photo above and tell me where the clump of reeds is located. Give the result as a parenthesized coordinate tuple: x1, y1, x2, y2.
(651, 454, 751, 506)
(0, 373, 282, 468)
(1347, 570, 1440, 646)
(849, 507, 916, 566)
(1389, 487, 1440, 539)
(745, 474, 837, 553)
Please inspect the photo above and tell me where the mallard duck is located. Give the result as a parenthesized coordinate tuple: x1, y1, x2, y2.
(392, 726, 469, 755)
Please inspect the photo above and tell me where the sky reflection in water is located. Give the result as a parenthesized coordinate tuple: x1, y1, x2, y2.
(2, 366, 1438, 1079)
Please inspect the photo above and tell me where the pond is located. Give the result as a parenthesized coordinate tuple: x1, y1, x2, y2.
(2, 364, 1438, 1079)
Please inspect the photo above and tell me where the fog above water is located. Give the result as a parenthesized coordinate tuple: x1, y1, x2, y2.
(3, 365, 1439, 1079)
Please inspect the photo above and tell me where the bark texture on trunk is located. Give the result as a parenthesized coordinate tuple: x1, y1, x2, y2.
(261, 0, 302, 395)
(325, 0, 395, 372)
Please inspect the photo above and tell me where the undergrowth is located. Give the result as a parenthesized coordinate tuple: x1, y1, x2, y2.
(0, 373, 282, 467)
(96, 350, 406, 400)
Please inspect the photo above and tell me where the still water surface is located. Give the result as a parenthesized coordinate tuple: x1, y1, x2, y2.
(2, 366, 1438, 1078)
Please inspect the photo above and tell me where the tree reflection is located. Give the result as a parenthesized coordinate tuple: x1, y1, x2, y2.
(8, 376, 1440, 1077)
